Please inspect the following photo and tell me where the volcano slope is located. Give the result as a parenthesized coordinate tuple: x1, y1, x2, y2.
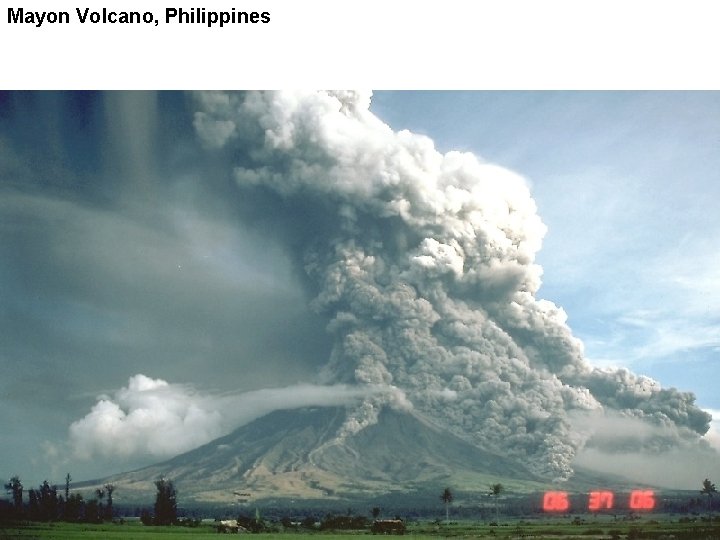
(91, 405, 627, 504)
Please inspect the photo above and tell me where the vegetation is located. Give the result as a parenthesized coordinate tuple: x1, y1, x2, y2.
(440, 486, 453, 524)
(0, 473, 190, 530)
(3, 473, 720, 539)
(700, 477, 717, 521)
(489, 482, 504, 522)
(2, 474, 118, 524)
(153, 477, 178, 526)
(319, 513, 368, 530)
(1, 515, 720, 539)
(64, 473, 71, 502)
(3, 476, 22, 511)
(105, 483, 116, 520)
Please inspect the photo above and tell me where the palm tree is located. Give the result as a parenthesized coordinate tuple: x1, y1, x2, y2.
(440, 487, 453, 524)
(489, 483, 504, 522)
(4, 476, 23, 511)
(700, 478, 717, 522)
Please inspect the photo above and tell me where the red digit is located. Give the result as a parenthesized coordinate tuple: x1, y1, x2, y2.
(588, 490, 614, 510)
(629, 490, 655, 510)
(543, 491, 569, 512)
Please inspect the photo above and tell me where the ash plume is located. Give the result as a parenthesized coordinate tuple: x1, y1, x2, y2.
(194, 91, 711, 481)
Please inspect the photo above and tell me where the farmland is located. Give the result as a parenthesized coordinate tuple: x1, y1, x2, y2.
(1, 516, 719, 539)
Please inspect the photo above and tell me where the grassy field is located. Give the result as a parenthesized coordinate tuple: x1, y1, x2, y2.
(1, 518, 719, 539)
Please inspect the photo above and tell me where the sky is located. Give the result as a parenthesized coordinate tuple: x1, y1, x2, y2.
(1, 91, 719, 488)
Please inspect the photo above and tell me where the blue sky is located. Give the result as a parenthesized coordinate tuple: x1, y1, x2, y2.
(1, 91, 718, 486)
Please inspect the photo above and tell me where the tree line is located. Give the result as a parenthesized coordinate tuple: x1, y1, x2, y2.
(2, 474, 115, 523)
(4, 474, 717, 525)
(2, 474, 179, 526)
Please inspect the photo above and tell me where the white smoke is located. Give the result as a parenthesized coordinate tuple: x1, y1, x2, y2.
(192, 91, 712, 481)
(571, 409, 720, 488)
(704, 409, 720, 451)
(68, 374, 378, 460)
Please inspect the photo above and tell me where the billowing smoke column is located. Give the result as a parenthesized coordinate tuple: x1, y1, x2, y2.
(194, 91, 711, 480)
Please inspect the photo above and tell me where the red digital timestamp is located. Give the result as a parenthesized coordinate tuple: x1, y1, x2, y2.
(542, 490, 655, 512)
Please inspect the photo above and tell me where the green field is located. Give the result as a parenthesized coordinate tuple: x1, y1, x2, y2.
(2, 518, 719, 539)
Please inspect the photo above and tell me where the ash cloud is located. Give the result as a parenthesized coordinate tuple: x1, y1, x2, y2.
(193, 91, 712, 480)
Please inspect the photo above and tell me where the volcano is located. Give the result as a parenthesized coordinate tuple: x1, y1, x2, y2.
(65, 92, 713, 497)
(91, 405, 624, 504)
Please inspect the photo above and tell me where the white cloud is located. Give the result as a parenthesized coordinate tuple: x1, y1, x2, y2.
(68, 374, 376, 461)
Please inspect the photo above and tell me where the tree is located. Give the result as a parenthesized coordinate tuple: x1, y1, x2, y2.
(27, 481, 59, 521)
(489, 483, 504, 522)
(153, 477, 177, 525)
(95, 488, 105, 521)
(372, 506, 381, 519)
(440, 487, 453, 524)
(28, 488, 39, 519)
(40, 481, 58, 521)
(84, 498, 100, 523)
(701, 478, 717, 521)
(104, 483, 115, 520)
(64, 473, 71, 502)
(64, 493, 84, 522)
(4, 476, 23, 511)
